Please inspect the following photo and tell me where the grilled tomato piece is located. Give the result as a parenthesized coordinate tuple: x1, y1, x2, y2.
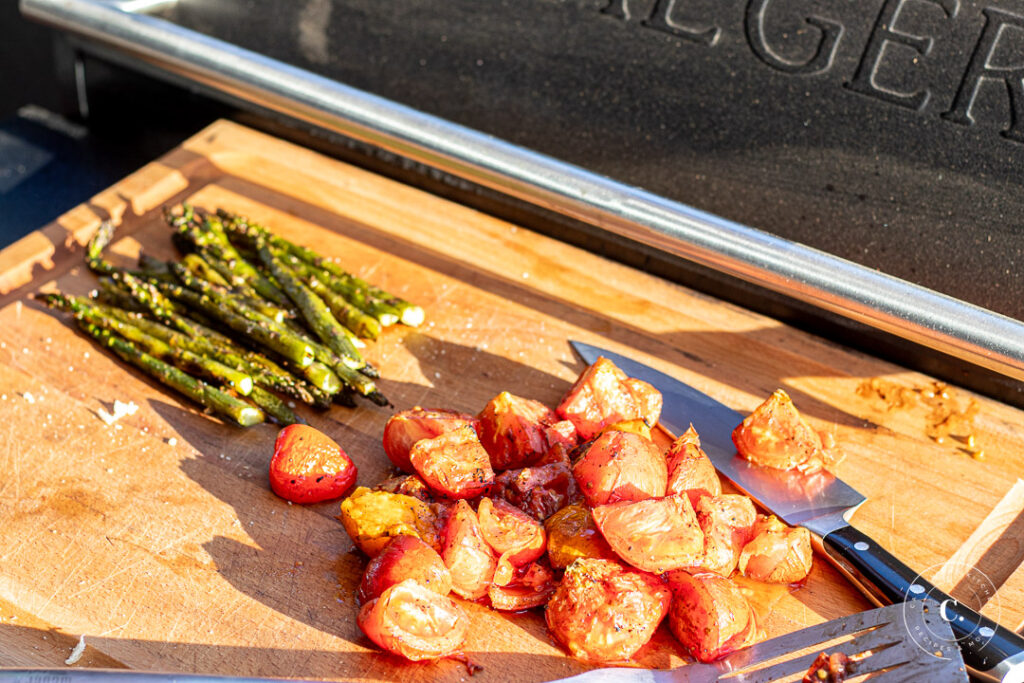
(441, 499, 497, 600)
(477, 497, 546, 585)
(573, 430, 667, 507)
(546, 558, 671, 664)
(357, 579, 468, 661)
(374, 473, 435, 503)
(592, 495, 704, 573)
(696, 494, 757, 576)
(358, 536, 453, 604)
(732, 389, 830, 474)
(544, 504, 618, 569)
(665, 570, 758, 662)
(409, 424, 495, 500)
(382, 407, 479, 473)
(478, 391, 559, 470)
(665, 425, 722, 507)
(544, 419, 579, 451)
(339, 487, 440, 557)
(488, 560, 557, 611)
(738, 515, 813, 583)
(268, 424, 358, 504)
(493, 462, 578, 521)
(557, 356, 663, 440)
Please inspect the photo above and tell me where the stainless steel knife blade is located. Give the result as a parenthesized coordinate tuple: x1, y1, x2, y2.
(570, 340, 863, 536)
(568, 339, 1024, 682)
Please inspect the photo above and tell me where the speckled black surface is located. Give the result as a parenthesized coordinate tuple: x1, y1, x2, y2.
(151, 0, 1024, 322)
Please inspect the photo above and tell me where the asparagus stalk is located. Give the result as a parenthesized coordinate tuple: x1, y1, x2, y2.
(151, 276, 316, 370)
(302, 271, 381, 340)
(220, 214, 406, 326)
(174, 212, 290, 306)
(56, 314, 264, 428)
(255, 244, 365, 368)
(45, 294, 253, 395)
(232, 210, 423, 327)
(103, 306, 333, 409)
(250, 386, 304, 425)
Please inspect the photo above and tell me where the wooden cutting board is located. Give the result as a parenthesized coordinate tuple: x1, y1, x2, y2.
(2, 120, 1023, 680)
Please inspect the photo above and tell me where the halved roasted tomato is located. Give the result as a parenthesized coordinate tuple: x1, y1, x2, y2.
(382, 407, 479, 473)
(592, 495, 704, 573)
(441, 499, 497, 600)
(357, 579, 468, 661)
(732, 389, 830, 473)
(696, 494, 757, 576)
(358, 536, 453, 604)
(478, 391, 559, 470)
(339, 487, 440, 557)
(476, 497, 546, 586)
(738, 515, 813, 583)
(573, 430, 667, 507)
(544, 504, 618, 570)
(545, 558, 671, 664)
(664, 570, 758, 662)
(488, 560, 557, 611)
(493, 462, 578, 521)
(557, 357, 663, 440)
(409, 424, 495, 500)
(665, 425, 722, 507)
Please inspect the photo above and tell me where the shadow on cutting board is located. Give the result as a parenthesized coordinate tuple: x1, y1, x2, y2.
(0, 622, 581, 681)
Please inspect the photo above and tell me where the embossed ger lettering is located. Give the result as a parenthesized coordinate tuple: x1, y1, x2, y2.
(594, 0, 1024, 143)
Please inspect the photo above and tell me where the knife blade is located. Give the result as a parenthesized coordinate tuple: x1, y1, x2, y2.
(570, 340, 1024, 683)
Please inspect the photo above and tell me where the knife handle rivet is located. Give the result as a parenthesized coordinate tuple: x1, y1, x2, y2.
(909, 584, 926, 595)
(980, 626, 995, 638)
(854, 541, 870, 551)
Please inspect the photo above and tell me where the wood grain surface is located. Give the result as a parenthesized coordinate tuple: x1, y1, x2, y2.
(1, 120, 1022, 681)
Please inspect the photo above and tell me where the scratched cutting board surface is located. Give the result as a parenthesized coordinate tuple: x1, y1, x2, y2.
(1, 120, 1024, 680)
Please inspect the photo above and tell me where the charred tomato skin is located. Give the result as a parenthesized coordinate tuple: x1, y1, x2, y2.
(409, 424, 495, 500)
(358, 535, 453, 605)
(269, 424, 358, 504)
(572, 430, 668, 507)
(591, 495, 704, 574)
(664, 570, 758, 663)
(382, 407, 479, 473)
(545, 558, 671, 664)
(493, 461, 579, 521)
(357, 579, 468, 661)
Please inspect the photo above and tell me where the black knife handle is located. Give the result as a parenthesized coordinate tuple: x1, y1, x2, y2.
(822, 524, 1024, 682)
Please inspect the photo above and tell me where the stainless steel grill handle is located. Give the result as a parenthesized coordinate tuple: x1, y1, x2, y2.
(21, 0, 1024, 384)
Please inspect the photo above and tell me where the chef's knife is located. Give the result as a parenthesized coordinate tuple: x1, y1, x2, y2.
(570, 340, 1024, 683)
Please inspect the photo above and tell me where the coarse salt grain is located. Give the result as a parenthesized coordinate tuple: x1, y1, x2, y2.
(167, 437, 177, 446)
(22, 392, 35, 404)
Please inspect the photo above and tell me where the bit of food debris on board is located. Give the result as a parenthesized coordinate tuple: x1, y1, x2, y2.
(65, 634, 86, 665)
(856, 378, 983, 459)
(96, 400, 139, 426)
